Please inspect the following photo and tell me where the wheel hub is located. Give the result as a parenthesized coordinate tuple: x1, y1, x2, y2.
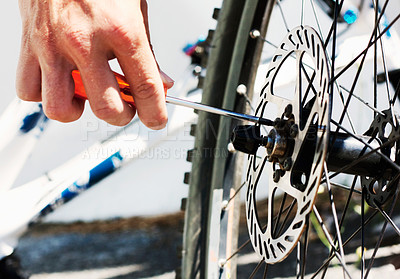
(361, 109, 400, 207)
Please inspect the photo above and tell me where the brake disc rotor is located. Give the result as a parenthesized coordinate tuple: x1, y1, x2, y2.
(245, 26, 330, 263)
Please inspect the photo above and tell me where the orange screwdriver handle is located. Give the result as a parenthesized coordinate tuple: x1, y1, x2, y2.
(72, 70, 166, 107)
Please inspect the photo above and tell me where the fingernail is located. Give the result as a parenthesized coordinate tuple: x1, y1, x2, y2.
(145, 118, 168, 130)
(150, 121, 168, 130)
(160, 70, 175, 89)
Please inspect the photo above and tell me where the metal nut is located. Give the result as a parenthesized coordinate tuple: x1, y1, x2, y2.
(273, 170, 284, 183)
(283, 158, 292, 171)
(290, 124, 299, 138)
(284, 104, 293, 118)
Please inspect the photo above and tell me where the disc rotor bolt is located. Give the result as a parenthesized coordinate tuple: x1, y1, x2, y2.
(284, 104, 293, 118)
(273, 169, 284, 183)
(275, 117, 285, 128)
(283, 157, 292, 171)
(290, 124, 299, 138)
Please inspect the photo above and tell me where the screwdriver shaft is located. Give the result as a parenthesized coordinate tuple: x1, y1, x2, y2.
(166, 96, 274, 126)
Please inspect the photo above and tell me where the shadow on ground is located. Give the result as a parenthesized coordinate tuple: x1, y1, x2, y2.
(16, 213, 184, 278)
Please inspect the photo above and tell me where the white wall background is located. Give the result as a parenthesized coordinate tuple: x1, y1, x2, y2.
(0, 1, 221, 222)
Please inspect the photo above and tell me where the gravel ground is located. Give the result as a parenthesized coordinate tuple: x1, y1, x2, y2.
(13, 211, 400, 279)
(15, 214, 184, 279)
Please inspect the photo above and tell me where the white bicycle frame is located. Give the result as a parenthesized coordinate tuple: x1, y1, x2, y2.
(0, 65, 201, 258)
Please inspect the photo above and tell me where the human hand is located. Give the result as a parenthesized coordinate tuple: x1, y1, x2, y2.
(17, 0, 172, 129)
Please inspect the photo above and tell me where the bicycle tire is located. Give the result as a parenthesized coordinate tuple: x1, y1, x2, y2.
(181, 1, 273, 278)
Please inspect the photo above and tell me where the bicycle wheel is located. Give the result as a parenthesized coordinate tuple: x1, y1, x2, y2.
(181, 0, 400, 278)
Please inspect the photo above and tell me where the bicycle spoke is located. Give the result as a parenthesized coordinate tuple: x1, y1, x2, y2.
(224, 238, 252, 264)
(334, 52, 371, 138)
(248, 259, 264, 279)
(309, 0, 326, 39)
(297, 5, 358, 135)
(329, 0, 350, 138)
(276, 199, 297, 237)
(300, 65, 318, 110)
(391, 75, 400, 104)
(320, 175, 360, 278)
(296, 242, 301, 279)
(300, 216, 310, 279)
(331, 2, 399, 84)
(299, 61, 356, 138)
(318, 178, 400, 279)
(301, 0, 305, 27)
(323, 0, 346, 48)
(339, 85, 385, 116)
(331, 11, 399, 132)
(361, 186, 366, 278)
(226, 181, 246, 206)
(224, 199, 297, 265)
(337, 176, 360, 230)
(238, 90, 269, 135)
(373, 0, 379, 120)
(373, 201, 400, 237)
(375, 1, 393, 102)
(312, 206, 352, 278)
(333, 88, 357, 134)
(327, 181, 362, 195)
(277, 0, 290, 33)
(272, 192, 288, 238)
(262, 263, 269, 279)
(324, 163, 348, 278)
(365, 183, 400, 277)
(310, 210, 379, 279)
(372, 0, 399, 128)
(242, 93, 257, 114)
